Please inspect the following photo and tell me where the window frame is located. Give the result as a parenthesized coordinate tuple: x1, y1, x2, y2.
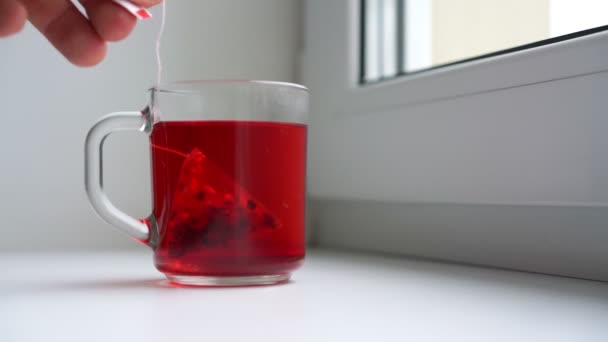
(359, 0, 608, 86)
(346, 0, 608, 117)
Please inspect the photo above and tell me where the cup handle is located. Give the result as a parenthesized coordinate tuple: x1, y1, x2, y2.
(85, 109, 156, 247)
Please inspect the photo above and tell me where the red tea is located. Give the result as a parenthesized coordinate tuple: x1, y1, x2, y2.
(150, 121, 306, 277)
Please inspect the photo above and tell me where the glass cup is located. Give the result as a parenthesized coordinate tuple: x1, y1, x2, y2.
(85, 80, 308, 286)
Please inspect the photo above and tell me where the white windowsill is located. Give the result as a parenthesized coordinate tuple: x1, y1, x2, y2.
(2, 249, 607, 341)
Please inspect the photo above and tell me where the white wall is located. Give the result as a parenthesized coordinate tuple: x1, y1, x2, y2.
(0, 0, 300, 252)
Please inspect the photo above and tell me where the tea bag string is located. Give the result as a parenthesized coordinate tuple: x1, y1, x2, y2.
(156, 0, 167, 87)
(151, 144, 188, 158)
(151, 2, 172, 156)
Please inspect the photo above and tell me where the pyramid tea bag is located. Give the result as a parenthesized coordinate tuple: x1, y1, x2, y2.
(164, 148, 282, 256)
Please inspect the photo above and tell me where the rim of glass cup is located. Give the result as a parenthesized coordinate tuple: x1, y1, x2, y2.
(149, 79, 309, 94)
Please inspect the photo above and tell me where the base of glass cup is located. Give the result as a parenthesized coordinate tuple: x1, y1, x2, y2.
(165, 273, 291, 287)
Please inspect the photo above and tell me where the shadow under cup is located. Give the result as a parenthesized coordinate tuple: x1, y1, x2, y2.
(86, 80, 309, 286)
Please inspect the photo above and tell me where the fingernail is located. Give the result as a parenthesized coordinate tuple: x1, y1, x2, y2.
(113, 0, 153, 20)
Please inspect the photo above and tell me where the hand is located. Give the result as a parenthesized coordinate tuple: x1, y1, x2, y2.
(0, 0, 162, 67)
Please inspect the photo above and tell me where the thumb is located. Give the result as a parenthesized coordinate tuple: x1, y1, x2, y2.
(0, 0, 27, 37)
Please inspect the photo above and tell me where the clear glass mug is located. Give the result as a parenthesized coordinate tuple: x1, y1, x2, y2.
(85, 80, 308, 286)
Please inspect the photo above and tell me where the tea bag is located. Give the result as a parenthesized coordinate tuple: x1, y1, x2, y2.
(166, 148, 281, 255)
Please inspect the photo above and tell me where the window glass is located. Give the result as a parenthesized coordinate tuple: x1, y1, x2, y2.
(362, 0, 608, 83)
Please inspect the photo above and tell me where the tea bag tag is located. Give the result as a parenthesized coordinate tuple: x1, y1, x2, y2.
(113, 0, 153, 20)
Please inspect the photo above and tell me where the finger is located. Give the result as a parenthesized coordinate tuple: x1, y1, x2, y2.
(129, 0, 162, 8)
(20, 0, 107, 67)
(0, 0, 27, 37)
(80, 0, 136, 42)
